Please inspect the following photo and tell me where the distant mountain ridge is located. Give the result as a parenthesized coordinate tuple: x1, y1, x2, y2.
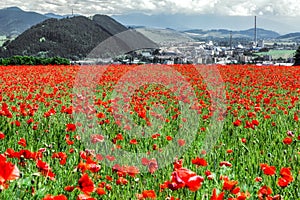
(277, 32, 300, 41)
(0, 7, 48, 36)
(183, 28, 280, 40)
(112, 13, 299, 35)
(44, 13, 64, 19)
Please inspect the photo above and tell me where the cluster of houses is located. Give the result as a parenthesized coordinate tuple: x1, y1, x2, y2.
(114, 39, 297, 66)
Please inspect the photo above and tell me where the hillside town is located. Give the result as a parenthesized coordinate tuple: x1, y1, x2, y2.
(115, 16, 299, 66)
(118, 39, 298, 66)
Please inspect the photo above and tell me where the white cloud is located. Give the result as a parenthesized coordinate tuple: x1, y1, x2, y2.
(1, 0, 300, 16)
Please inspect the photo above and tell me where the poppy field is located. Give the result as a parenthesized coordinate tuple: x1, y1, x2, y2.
(0, 64, 299, 200)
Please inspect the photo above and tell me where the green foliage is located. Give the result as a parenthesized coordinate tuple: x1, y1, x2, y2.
(293, 46, 300, 66)
(0, 56, 70, 66)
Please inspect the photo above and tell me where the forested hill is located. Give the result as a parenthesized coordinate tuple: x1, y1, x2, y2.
(0, 15, 157, 60)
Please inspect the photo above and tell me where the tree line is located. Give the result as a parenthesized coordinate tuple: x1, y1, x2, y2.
(294, 46, 300, 66)
(0, 56, 70, 65)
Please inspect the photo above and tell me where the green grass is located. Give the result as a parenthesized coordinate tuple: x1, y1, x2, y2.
(255, 50, 296, 60)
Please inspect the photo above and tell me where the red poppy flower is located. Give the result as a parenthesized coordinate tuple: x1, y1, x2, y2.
(191, 157, 208, 167)
(233, 119, 242, 126)
(90, 134, 104, 144)
(105, 184, 112, 191)
(115, 133, 124, 140)
(130, 139, 138, 144)
(186, 175, 204, 192)
(277, 167, 293, 188)
(18, 138, 27, 147)
(151, 133, 160, 139)
(166, 136, 173, 141)
(294, 113, 299, 121)
(116, 177, 128, 185)
(136, 190, 156, 199)
(277, 177, 290, 188)
(105, 175, 113, 182)
(244, 120, 254, 129)
(210, 188, 225, 200)
(52, 152, 67, 165)
(252, 119, 259, 126)
(170, 167, 204, 192)
(219, 161, 232, 167)
(255, 177, 263, 182)
(77, 193, 96, 200)
(126, 165, 140, 177)
(124, 124, 131, 130)
(96, 187, 106, 196)
(106, 155, 115, 161)
(36, 160, 55, 180)
(260, 163, 276, 176)
(279, 167, 293, 180)
(42, 194, 68, 200)
(148, 158, 158, 174)
(65, 134, 74, 145)
(0, 157, 20, 188)
(141, 157, 149, 166)
(0, 132, 5, 139)
(226, 149, 233, 154)
(96, 112, 106, 119)
(64, 185, 75, 192)
(13, 120, 21, 127)
(177, 139, 185, 147)
(263, 98, 270, 104)
(32, 123, 38, 131)
(264, 115, 271, 119)
(231, 186, 240, 194)
(78, 173, 94, 194)
(236, 191, 251, 199)
(66, 123, 76, 132)
(27, 118, 34, 124)
(258, 185, 273, 200)
(173, 159, 183, 170)
(282, 137, 293, 145)
(222, 179, 238, 191)
(205, 170, 212, 177)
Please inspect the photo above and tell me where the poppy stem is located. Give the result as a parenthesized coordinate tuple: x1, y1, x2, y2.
(194, 190, 198, 200)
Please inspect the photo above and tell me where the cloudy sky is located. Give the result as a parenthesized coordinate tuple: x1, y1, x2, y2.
(1, 0, 299, 33)
(1, 0, 300, 16)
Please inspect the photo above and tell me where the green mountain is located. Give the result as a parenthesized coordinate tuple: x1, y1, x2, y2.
(0, 15, 157, 60)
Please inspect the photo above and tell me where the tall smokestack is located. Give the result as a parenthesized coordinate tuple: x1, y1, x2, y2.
(254, 16, 257, 46)
(230, 31, 232, 50)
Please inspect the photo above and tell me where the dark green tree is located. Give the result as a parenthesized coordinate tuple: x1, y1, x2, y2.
(294, 46, 300, 66)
